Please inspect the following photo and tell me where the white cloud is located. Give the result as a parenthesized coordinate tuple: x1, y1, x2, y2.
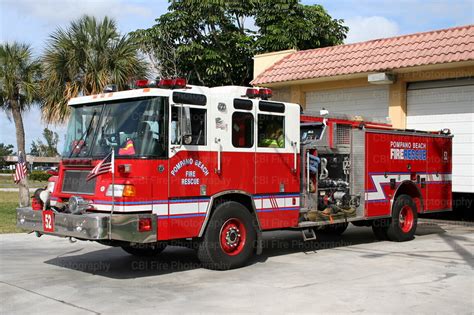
(3, 0, 153, 26)
(344, 16, 400, 43)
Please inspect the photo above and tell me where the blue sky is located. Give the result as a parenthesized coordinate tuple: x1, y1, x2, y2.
(1, 0, 473, 153)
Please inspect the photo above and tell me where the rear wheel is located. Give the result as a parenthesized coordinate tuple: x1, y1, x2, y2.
(197, 201, 256, 270)
(386, 194, 418, 242)
(121, 242, 167, 257)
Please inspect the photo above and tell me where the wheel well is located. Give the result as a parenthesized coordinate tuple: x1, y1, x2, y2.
(212, 193, 256, 216)
(393, 181, 424, 213)
(198, 192, 261, 238)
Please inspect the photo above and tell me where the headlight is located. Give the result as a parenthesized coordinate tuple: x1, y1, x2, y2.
(47, 181, 55, 193)
(39, 190, 51, 206)
(106, 185, 124, 196)
(106, 184, 136, 197)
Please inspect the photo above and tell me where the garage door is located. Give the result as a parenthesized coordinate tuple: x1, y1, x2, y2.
(306, 85, 389, 120)
(407, 78, 474, 193)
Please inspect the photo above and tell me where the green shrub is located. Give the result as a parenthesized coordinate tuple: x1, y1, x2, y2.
(29, 171, 52, 182)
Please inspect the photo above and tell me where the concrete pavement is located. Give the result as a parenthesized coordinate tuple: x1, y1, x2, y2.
(0, 220, 473, 314)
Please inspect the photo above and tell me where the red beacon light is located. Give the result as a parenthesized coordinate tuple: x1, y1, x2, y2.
(158, 78, 187, 89)
(259, 88, 272, 100)
(173, 78, 187, 88)
(133, 79, 158, 89)
(246, 88, 272, 99)
(134, 79, 150, 88)
(246, 88, 259, 99)
(158, 78, 173, 88)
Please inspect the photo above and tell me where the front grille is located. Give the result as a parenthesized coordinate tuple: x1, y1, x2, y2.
(61, 170, 96, 195)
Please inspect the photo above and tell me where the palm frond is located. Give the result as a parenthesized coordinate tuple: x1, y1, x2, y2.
(41, 15, 148, 123)
(0, 42, 41, 112)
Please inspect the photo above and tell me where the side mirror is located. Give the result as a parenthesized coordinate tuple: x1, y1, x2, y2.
(180, 106, 192, 145)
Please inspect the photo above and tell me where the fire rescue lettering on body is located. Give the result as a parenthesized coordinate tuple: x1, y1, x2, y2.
(390, 141, 427, 160)
(171, 158, 209, 185)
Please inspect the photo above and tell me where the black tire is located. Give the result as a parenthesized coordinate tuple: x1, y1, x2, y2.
(386, 194, 418, 242)
(317, 222, 349, 235)
(121, 242, 167, 257)
(197, 201, 257, 270)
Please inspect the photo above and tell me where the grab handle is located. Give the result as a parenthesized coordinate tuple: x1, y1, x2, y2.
(306, 151, 310, 193)
(291, 141, 297, 174)
(215, 138, 222, 174)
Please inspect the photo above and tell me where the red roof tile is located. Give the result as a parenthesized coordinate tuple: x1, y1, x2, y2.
(252, 25, 474, 85)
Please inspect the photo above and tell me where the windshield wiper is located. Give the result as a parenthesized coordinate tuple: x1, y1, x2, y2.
(68, 110, 97, 159)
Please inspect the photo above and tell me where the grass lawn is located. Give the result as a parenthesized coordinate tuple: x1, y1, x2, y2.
(0, 192, 24, 233)
(0, 175, 48, 189)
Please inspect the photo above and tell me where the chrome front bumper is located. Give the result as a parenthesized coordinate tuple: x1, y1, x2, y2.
(16, 208, 157, 243)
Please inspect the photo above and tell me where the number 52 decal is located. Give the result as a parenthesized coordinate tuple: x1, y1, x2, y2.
(42, 210, 55, 232)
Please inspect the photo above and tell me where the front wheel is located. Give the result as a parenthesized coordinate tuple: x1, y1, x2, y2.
(197, 201, 257, 270)
(386, 194, 418, 242)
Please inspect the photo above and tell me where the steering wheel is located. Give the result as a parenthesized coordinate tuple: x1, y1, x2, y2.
(99, 133, 117, 146)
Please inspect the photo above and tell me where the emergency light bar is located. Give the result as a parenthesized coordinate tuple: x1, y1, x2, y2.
(159, 78, 187, 89)
(246, 88, 273, 99)
(134, 80, 152, 88)
(246, 88, 260, 98)
(132, 78, 187, 89)
(103, 84, 118, 93)
(259, 88, 272, 100)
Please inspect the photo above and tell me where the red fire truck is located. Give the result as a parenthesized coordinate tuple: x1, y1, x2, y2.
(17, 79, 453, 270)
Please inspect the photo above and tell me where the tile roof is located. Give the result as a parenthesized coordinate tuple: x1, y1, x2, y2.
(252, 25, 474, 85)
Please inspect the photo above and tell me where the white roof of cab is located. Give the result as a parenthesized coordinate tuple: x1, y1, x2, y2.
(68, 85, 210, 106)
(67, 85, 300, 111)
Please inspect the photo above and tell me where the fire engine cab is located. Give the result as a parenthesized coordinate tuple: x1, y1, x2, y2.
(17, 79, 453, 270)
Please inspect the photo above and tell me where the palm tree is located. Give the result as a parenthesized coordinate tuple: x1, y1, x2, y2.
(0, 42, 42, 207)
(41, 15, 148, 123)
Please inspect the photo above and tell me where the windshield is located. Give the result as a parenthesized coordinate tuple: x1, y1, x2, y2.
(63, 96, 168, 158)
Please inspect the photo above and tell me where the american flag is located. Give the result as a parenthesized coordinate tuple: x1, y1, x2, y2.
(13, 154, 28, 184)
(86, 150, 114, 181)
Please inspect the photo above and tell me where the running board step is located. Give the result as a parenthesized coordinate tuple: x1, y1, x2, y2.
(301, 228, 317, 241)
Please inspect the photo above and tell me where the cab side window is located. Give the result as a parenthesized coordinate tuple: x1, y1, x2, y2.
(171, 106, 207, 146)
(232, 112, 254, 148)
(258, 114, 285, 148)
